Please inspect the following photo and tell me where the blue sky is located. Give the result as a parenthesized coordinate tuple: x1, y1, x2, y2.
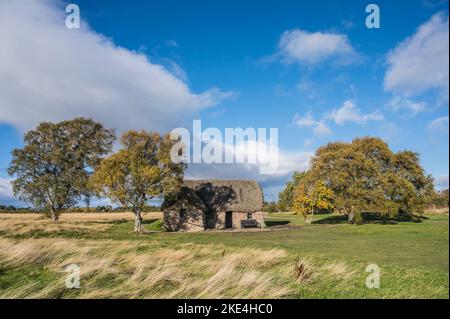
(0, 0, 448, 205)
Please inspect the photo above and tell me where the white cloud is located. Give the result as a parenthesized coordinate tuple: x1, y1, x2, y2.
(278, 29, 357, 65)
(294, 101, 384, 140)
(0, 0, 232, 132)
(303, 138, 315, 148)
(294, 113, 332, 137)
(427, 116, 449, 133)
(186, 149, 311, 180)
(387, 97, 427, 114)
(186, 149, 312, 201)
(0, 177, 13, 200)
(327, 100, 384, 125)
(434, 175, 449, 189)
(183, 135, 312, 201)
(384, 13, 449, 100)
(427, 116, 449, 145)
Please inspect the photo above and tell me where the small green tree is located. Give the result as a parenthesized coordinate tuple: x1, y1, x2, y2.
(90, 131, 184, 232)
(293, 180, 334, 223)
(278, 171, 306, 211)
(8, 118, 115, 221)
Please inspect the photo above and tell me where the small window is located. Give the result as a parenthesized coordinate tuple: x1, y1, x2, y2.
(247, 212, 253, 220)
(180, 209, 186, 219)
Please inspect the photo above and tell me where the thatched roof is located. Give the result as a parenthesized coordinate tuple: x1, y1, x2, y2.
(183, 179, 263, 212)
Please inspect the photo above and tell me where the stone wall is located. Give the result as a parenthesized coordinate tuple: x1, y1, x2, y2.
(252, 211, 265, 228)
(232, 212, 248, 228)
(215, 211, 225, 229)
(163, 209, 205, 232)
(164, 209, 265, 231)
(215, 211, 265, 229)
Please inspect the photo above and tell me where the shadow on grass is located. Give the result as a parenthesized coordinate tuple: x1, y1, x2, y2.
(312, 212, 429, 225)
(265, 220, 290, 227)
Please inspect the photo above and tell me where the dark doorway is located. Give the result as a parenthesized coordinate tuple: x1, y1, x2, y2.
(205, 211, 215, 229)
(225, 211, 233, 228)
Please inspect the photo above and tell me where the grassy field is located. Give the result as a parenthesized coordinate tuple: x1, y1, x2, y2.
(0, 211, 448, 298)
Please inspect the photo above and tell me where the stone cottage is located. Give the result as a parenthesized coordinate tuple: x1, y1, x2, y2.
(162, 179, 265, 232)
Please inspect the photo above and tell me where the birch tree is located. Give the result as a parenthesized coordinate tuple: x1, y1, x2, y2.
(8, 118, 115, 221)
(89, 131, 184, 232)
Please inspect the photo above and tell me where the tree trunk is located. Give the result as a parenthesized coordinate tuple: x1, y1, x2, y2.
(134, 211, 143, 233)
(50, 210, 59, 222)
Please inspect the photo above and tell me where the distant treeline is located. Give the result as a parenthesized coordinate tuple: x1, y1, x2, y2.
(427, 189, 449, 208)
(88, 205, 161, 213)
(0, 204, 36, 213)
(264, 188, 449, 213)
(0, 204, 161, 213)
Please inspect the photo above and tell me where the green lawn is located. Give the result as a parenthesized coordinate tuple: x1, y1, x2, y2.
(0, 212, 448, 298)
(105, 213, 449, 271)
(112, 213, 449, 298)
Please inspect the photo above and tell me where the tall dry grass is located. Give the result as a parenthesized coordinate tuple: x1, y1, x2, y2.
(0, 212, 367, 299)
(0, 212, 161, 236)
(0, 237, 295, 298)
(0, 212, 447, 299)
